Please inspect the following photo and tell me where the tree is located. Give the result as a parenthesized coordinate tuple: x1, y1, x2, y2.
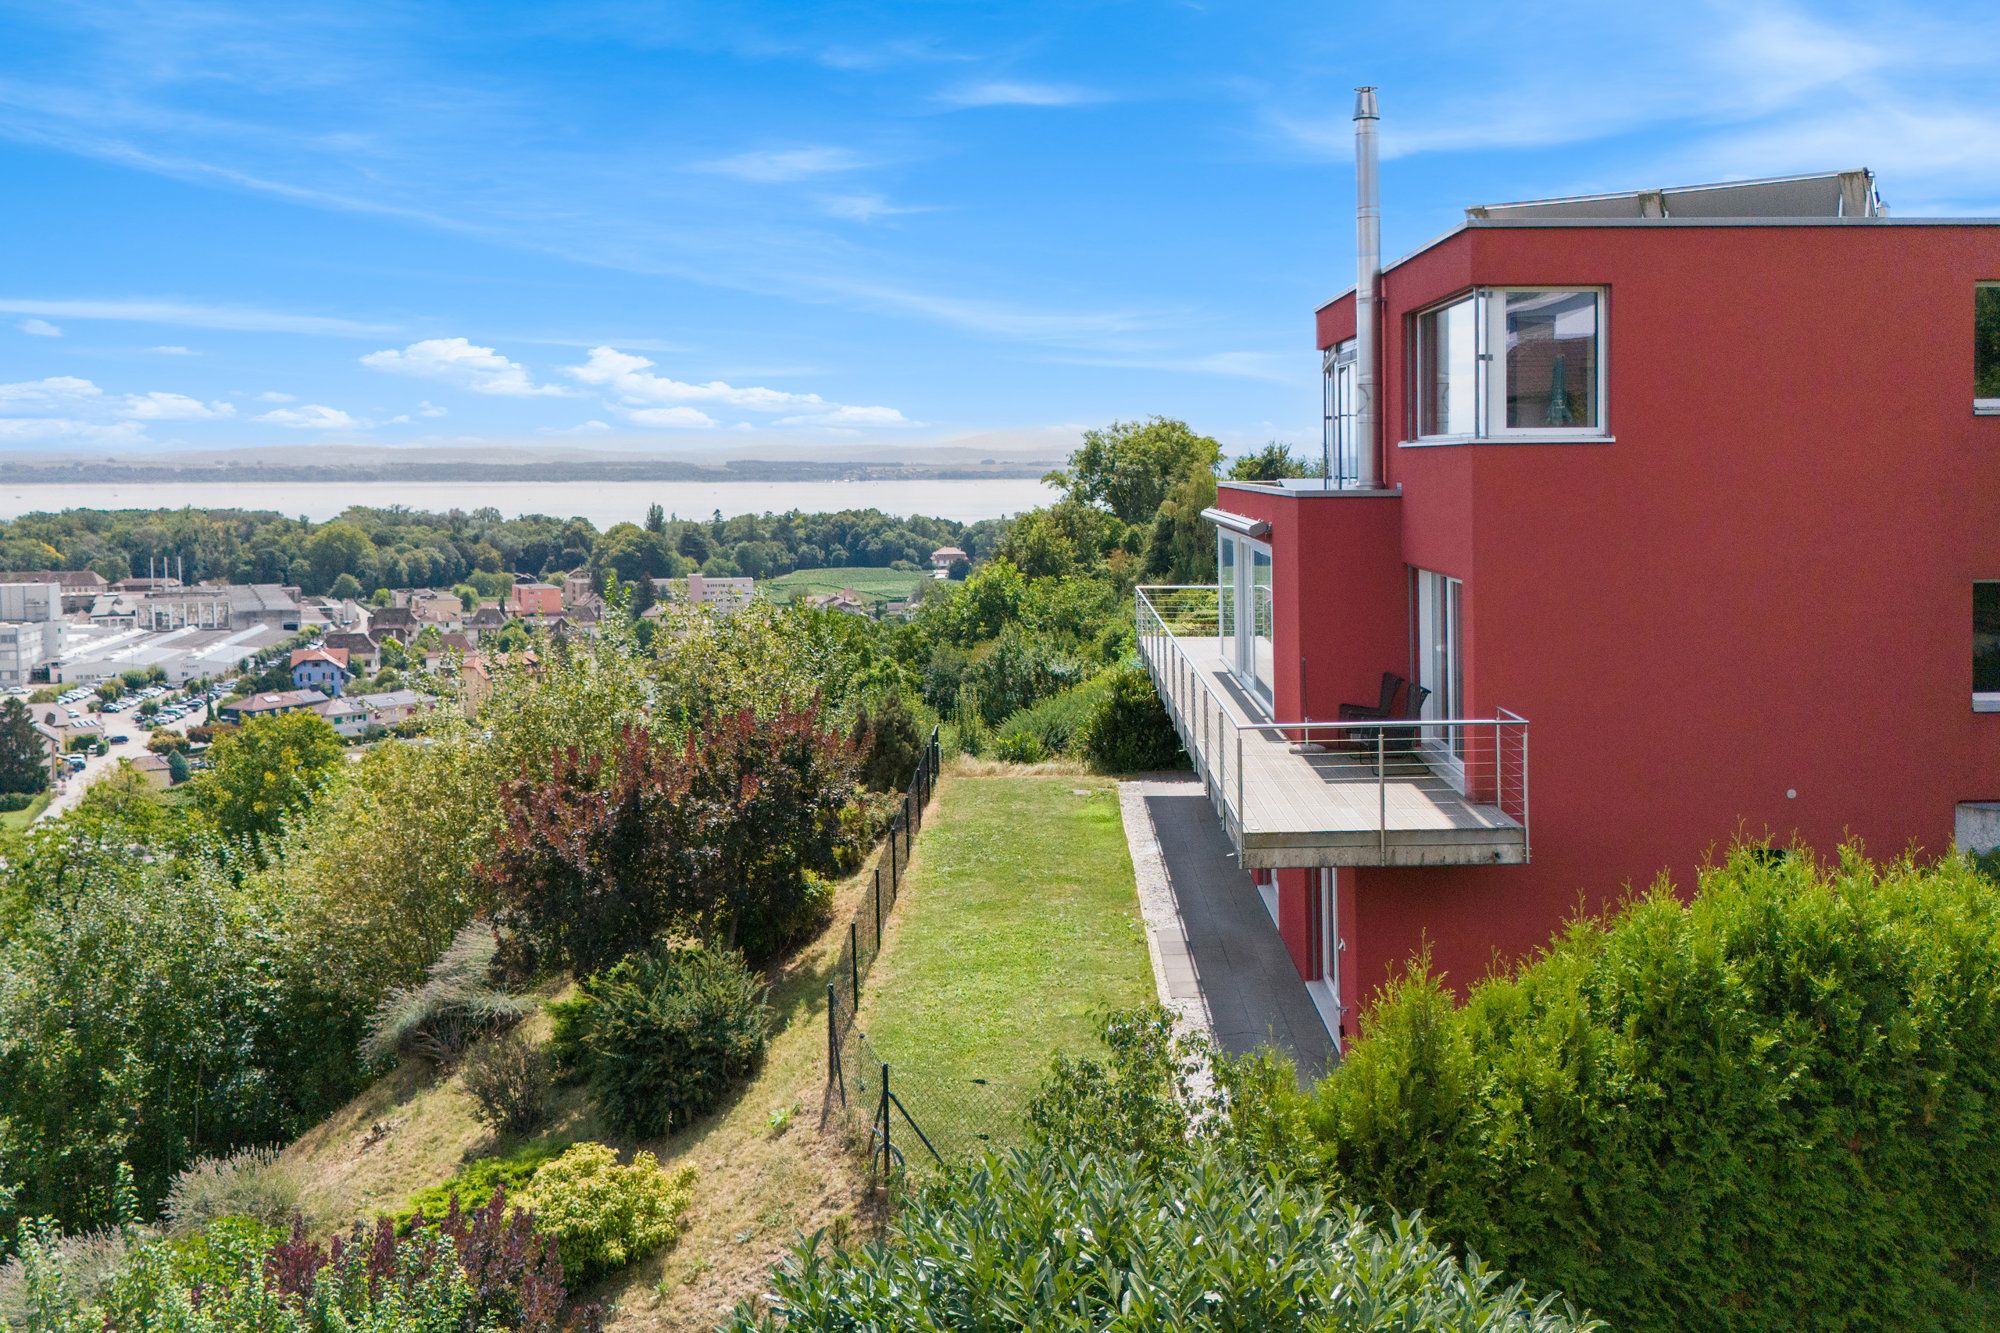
(993, 509, 1077, 579)
(1048, 417, 1222, 525)
(165, 749, 190, 785)
(1227, 440, 1320, 481)
(644, 502, 667, 534)
(193, 709, 345, 857)
(329, 571, 365, 600)
(0, 697, 49, 795)
(305, 521, 372, 596)
(1145, 467, 1220, 584)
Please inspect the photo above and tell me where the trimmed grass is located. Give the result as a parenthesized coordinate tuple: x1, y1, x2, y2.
(762, 566, 925, 609)
(0, 790, 52, 831)
(856, 772, 1152, 1163)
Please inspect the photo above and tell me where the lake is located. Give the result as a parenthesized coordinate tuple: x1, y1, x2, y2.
(0, 477, 1061, 526)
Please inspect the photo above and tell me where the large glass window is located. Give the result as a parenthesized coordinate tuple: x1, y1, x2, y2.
(1417, 297, 1478, 437)
(1250, 543, 1274, 704)
(1218, 532, 1274, 712)
(1501, 290, 1600, 430)
(1977, 582, 2000, 704)
(1218, 532, 1236, 647)
(1977, 285, 2000, 411)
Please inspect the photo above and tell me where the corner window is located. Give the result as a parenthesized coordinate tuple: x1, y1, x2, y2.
(1417, 298, 1478, 437)
(1500, 290, 1599, 430)
(1977, 582, 2000, 710)
(1977, 285, 2000, 413)
(1409, 288, 1607, 441)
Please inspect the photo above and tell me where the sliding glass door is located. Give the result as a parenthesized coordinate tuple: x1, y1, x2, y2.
(1218, 532, 1275, 713)
(1415, 568, 1464, 784)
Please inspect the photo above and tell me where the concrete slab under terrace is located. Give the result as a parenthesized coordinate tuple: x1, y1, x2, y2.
(1120, 775, 1336, 1082)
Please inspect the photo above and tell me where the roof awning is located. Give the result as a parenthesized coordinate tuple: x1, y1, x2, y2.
(1200, 507, 1270, 538)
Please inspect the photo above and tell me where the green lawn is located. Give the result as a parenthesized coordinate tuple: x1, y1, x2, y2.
(763, 565, 926, 608)
(0, 790, 52, 832)
(857, 773, 1152, 1163)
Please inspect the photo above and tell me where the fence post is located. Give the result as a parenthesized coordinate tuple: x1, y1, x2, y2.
(826, 982, 843, 1107)
(873, 866, 882, 942)
(849, 921, 860, 1007)
(879, 1062, 892, 1178)
(891, 817, 900, 897)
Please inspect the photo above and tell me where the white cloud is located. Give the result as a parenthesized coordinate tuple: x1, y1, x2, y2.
(258, 403, 359, 430)
(567, 346, 826, 411)
(694, 146, 868, 183)
(0, 298, 395, 337)
(817, 192, 931, 223)
(539, 419, 611, 435)
(0, 376, 102, 405)
(17, 318, 61, 337)
(776, 404, 913, 428)
(417, 400, 447, 417)
(627, 406, 716, 429)
(937, 81, 1104, 109)
(255, 390, 297, 403)
(360, 337, 565, 397)
(119, 391, 234, 421)
(150, 345, 194, 355)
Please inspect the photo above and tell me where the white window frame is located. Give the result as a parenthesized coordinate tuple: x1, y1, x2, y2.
(1413, 294, 1481, 443)
(1487, 287, 1609, 438)
(1978, 283, 2000, 416)
(1406, 286, 1610, 444)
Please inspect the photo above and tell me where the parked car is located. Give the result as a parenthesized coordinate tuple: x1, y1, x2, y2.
(109, 734, 130, 744)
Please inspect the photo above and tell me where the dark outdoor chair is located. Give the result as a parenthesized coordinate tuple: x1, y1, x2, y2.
(1379, 683, 1432, 768)
(1337, 671, 1405, 721)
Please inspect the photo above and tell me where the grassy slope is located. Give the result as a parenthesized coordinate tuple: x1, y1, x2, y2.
(762, 567, 924, 608)
(856, 772, 1153, 1162)
(284, 860, 896, 1331)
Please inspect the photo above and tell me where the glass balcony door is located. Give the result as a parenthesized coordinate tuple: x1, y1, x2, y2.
(1415, 568, 1464, 785)
(1218, 532, 1275, 713)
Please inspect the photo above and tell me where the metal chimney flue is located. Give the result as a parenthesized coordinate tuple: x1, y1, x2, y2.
(1352, 86, 1381, 490)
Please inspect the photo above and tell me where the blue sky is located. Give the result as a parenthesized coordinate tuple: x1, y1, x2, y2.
(0, 0, 1994, 458)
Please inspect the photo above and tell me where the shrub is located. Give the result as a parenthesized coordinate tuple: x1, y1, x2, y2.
(551, 942, 770, 1138)
(721, 1148, 1593, 1331)
(362, 922, 534, 1067)
(1277, 848, 2000, 1331)
(1079, 660, 1182, 772)
(398, 1142, 565, 1231)
(0, 1224, 132, 1329)
(848, 689, 923, 792)
(0, 791, 33, 812)
(961, 623, 1081, 725)
(518, 1143, 695, 1283)
(162, 1146, 320, 1235)
(462, 1031, 557, 1135)
(1028, 1006, 1213, 1171)
(484, 711, 854, 973)
(993, 672, 1113, 762)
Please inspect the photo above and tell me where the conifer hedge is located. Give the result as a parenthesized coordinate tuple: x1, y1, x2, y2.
(1282, 848, 2000, 1330)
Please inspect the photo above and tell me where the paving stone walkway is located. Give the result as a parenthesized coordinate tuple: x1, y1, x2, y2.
(1119, 775, 1336, 1082)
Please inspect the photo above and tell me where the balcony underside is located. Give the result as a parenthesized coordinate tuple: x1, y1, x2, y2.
(1145, 639, 1528, 869)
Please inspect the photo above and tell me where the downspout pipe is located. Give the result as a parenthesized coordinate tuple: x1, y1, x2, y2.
(1352, 86, 1381, 490)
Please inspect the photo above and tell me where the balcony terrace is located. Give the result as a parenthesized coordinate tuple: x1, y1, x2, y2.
(1136, 586, 1530, 869)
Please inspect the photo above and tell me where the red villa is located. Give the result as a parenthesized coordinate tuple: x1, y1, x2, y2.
(1139, 89, 2000, 1049)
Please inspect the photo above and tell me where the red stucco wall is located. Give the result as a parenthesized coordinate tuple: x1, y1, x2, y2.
(1263, 221, 2000, 1007)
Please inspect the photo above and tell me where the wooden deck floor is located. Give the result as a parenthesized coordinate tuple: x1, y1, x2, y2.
(1143, 637, 1527, 869)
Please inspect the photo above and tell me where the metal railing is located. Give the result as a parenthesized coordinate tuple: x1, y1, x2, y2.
(1135, 585, 1529, 862)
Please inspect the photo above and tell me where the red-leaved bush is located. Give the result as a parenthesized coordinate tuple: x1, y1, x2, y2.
(482, 708, 854, 974)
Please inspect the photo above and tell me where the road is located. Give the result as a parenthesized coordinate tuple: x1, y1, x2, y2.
(36, 703, 206, 823)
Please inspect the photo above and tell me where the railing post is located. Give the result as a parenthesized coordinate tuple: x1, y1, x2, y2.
(1377, 728, 1388, 857)
(849, 921, 860, 1007)
(1235, 730, 1244, 834)
(1521, 725, 1531, 858)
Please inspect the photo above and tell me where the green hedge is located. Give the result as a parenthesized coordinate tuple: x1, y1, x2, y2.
(722, 1148, 1593, 1331)
(991, 672, 1112, 762)
(1078, 660, 1182, 772)
(1269, 848, 2000, 1330)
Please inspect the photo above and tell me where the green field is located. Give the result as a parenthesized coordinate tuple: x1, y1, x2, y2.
(857, 773, 1153, 1162)
(763, 565, 927, 608)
